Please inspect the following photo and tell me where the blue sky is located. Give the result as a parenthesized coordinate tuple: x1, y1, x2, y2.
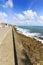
(0, 0, 43, 25)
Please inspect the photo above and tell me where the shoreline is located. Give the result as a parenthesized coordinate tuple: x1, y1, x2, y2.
(15, 26, 43, 44)
(14, 26, 43, 65)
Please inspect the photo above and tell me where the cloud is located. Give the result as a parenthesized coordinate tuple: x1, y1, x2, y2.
(40, 16, 43, 20)
(13, 10, 43, 25)
(13, 10, 38, 25)
(0, 10, 43, 26)
(14, 10, 37, 21)
(23, 10, 37, 20)
(0, 12, 7, 19)
(0, 12, 8, 23)
(15, 13, 25, 20)
(3, 0, 13, 8)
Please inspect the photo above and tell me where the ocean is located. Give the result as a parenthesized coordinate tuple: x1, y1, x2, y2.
(16, 26, 43, 43)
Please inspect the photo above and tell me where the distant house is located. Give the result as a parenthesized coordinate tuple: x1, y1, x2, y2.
(0, 23, 9, 28)
(0, 22, 15, 28)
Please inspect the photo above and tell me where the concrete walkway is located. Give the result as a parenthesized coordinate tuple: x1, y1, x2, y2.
(0, 26, 33, 65)
(0, 27, 14, 65)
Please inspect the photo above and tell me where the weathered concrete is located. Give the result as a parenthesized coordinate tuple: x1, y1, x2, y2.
(0, 27, 14, 65)
(0, 23, 43, 65)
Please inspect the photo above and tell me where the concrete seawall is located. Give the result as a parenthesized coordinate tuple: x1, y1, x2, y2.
(0, 23, 43, 65)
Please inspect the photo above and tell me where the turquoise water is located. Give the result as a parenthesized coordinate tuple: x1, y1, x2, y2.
(17, 26, 43, 40)
(18, 26, 43, 33)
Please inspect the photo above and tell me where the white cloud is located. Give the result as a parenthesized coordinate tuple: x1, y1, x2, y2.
(40, 16, 43, 20)
(15, 13, 25, 20)
(13, 10, 38, 25)
(13, 10, 43, 25)
(14, 10, 37, 21)
(3, 0, 13, 8)
(0, 12, 8, 23)
(23, 10, 37, 20)
(0, 10, 42, 25)
(0, 12, 7, 19)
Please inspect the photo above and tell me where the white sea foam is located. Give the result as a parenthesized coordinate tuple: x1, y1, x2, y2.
(34, 37, 43, 44)
(16, 27, 43, 44)
(16, 27, 40, 36)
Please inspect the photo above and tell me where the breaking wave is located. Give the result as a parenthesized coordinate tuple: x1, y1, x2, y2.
(16, 27, 43, 44)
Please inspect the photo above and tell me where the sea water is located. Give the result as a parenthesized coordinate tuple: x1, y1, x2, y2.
(16, 26, 43, 44)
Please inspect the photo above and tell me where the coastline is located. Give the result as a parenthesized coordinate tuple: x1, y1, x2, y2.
(14, 26, 43, 65)
(16, 26, 43, 44)
(0, 23, 43, 65)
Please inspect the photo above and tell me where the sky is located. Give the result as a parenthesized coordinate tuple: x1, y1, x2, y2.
(0, 0, 43, 25)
